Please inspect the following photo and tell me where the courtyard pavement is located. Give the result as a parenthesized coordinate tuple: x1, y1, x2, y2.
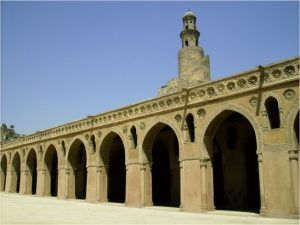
(0, 193, 299, 225)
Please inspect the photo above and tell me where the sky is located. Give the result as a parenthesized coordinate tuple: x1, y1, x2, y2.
(1, 1, 299, 135)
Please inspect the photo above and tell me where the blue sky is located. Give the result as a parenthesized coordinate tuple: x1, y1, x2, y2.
(1, 1, 299, 135)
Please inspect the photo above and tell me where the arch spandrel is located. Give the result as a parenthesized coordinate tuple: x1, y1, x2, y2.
(0, 153, 8, 164)
(199, 104, 263, 158)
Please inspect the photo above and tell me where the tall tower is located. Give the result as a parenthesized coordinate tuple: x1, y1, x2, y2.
(158, 10, 210, 96)
(178, 10, 210, 86)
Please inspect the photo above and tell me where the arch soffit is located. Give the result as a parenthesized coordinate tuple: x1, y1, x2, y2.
(141, 116, 183, 157)
(286, 105, 300, 148)
(200, 104, 262, 156)
(0, 152, 8, 162)
(0, 153, 8, 169)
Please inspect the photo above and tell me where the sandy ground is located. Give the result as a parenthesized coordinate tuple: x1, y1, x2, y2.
(0, 193, 298, 225)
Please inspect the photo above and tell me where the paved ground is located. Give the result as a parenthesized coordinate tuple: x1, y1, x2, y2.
(0, 193, 299, 225)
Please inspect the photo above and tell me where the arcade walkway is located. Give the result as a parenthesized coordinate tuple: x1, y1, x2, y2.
(0, 193, 298, 224)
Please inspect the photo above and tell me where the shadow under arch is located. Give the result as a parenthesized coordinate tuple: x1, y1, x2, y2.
(67, 139, 87, 200)
(11, 152, 21, 193)
(1, 154, 8, 191)
(99, 131, 126, 203)
(142, 122, 180, 207)
(203, 109, 260, 213)
(26, 149, 37, 195)
(286, 106, 300, 148)
(44, 144, 58, 197)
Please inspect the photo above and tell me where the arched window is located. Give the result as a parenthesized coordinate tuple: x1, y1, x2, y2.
(130, 126, 137, 149)
(265, 97, 280, 129)
(90, 135, 96, 152)
(185, 40, 189, 47)
(186, 113, 195, 142)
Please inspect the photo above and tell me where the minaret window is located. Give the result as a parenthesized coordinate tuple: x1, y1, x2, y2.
(185, 40, 188, 46)
(185, 25, 188, 29)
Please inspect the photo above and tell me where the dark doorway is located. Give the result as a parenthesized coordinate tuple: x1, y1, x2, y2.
(12, 153, 21, 193)
(68, 140, 87, 199)
(45, 146, 58, 197)
(108, 136, 126, 203)
(209, 111, 260, 212)
(1, 155, 7, 191)
(152, 140, 171, 205)
(27, 150, 37, 195)
(151, 125, 180, 207)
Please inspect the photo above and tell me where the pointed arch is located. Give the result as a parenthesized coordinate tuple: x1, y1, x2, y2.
(1, 154, 8, 191)
(67, 139, 87, 199)
(99, 131, 126, 203)
(26, 149, 37, 195)
(11, 152, 21, 193)
(203, 109, 260, 212)
(141, 116, 183, 162)
(44, 144, 58, 197)
(200, 104, 262, 158)
(142, 122, 180, 207)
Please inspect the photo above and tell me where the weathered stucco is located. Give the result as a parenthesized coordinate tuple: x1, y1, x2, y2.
(1, 11, 299, 219)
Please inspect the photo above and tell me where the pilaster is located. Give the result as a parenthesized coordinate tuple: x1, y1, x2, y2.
(288, 149, 299, 217)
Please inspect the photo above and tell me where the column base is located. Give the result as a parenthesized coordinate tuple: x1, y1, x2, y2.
(260, 207, 266, 216)
(292, 208, 299, 218)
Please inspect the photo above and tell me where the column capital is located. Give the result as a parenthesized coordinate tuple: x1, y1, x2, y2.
(65, 168, 70, 175)
(179, 161, 183, 169)
(288, 149, 299, 160)
(37, 169, 46, 174)
(140, 162, 152, 171)
(257, 152, 263, 162)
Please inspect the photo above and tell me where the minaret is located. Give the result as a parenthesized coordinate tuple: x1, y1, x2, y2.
(158, 10, 210, 96)
(178, 10, 210, 86)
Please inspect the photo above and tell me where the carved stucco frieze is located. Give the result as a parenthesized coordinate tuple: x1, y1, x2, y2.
(249, 97, 259, 108)
(283, 89, 296, 101)
(1, 58, 299, 151)
(197, 109, 206, 119)
(175, 114, 182, 123)
(284, 65, 295, 77)
(139, 122, 146, 130)
(123, 126, 128, 134)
